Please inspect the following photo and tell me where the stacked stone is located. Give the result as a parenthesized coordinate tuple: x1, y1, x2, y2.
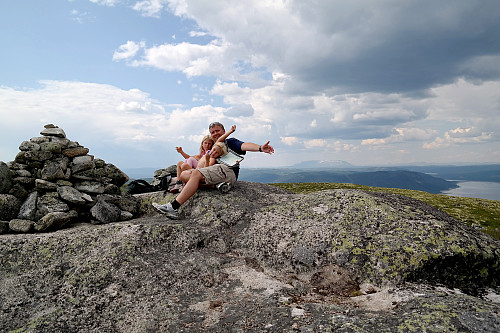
(0, 124, 138, 233)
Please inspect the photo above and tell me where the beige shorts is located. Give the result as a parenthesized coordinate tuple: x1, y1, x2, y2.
(198, 164, 236, 185)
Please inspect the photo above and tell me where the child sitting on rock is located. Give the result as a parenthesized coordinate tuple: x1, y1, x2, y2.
(199, 125, 236, 168)
(172, 135, 214, 192)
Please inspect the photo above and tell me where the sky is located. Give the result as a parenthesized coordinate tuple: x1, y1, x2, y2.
(1, 0, 500, 170)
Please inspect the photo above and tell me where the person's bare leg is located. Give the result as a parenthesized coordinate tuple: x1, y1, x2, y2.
(176, 160, 184, 178)
(181, 162, 192, 174)
(179, 169, 193, 183)
(176, 169, 204, 205)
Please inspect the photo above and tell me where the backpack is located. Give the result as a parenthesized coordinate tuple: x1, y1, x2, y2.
(156, 174, 173, 191)
(125, 179, 157, 194)
(125, 174, 174, 194)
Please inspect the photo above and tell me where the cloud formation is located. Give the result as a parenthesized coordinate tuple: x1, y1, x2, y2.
(1, 0, 499, 168)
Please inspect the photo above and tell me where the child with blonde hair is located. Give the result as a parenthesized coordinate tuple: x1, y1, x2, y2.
(201, 125, 236, 167)
(173, 135, 214, 192)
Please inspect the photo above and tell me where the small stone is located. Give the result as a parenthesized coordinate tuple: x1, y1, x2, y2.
(62, 147, 89, 158)
(35, 179, 58, 190)
(37, 193, 69, 218)
(35, 211, 74, 231)
(73, 155, 94, 164)
(41, 160, 66, 181)
(74, 181, 105, 194)
(0, 221, 9, 234)
(24, 150, 53, 162)
(94, 159, 106, 168)
(102, 163, 129, 187)
(56, 180, 73, 187)
(71, 161, 94, 174)
(30, 136, 50, 144)
(40, 127, 66, 138)
(0, 162, 13, 194)
(9, 219, 34, 233)
(17, 192, 38, 220)
(57, 186, 86, 205)
(120, 211, 133, 221)
(91, 198, 121, 223)
(50, 137, 71, 148)
(15, 169, 31, 177)
(14, 152, 27, 164)
(13, 176, 35, 187)
(19, 141, 41, 152)
(40, 142, 62, 153)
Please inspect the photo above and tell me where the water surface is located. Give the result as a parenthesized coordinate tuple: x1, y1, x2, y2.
(441, 181, 500, 201)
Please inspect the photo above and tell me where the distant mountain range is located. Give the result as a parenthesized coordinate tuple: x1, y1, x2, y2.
(123, 162, 500, 194)
(238, 169, 457, 194)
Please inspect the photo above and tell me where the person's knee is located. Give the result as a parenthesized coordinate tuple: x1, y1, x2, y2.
(177, 160, 184, 167)
(191, 169, 204, 181)
(179, 170, 191, 182)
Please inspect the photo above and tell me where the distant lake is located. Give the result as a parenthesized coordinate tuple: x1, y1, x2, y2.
(441, 181, 500, 201)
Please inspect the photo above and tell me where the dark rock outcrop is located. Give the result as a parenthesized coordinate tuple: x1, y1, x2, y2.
(1, 182, 499, 332)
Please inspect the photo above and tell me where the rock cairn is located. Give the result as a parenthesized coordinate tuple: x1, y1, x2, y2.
(0, 124, 139, 233)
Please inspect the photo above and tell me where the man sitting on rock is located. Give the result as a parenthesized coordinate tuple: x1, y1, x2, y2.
(153, 121, 274, 219)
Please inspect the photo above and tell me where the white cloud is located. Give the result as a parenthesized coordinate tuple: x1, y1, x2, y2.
(129, 41, 228, 77)
(362, 128, 437, 146)
(189, 30, 208, 37)
(0, 80, 210, 155)
(304, 139, 327, 148)
(113, 41, 145, 61)
(423, 127, 493, 149)
(90, 0, 121, 6)
(132, 0, 170, 17)
(280, 136, 298, 146)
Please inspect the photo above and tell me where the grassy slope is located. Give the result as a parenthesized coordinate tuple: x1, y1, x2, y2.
(271, 182, 500, 240)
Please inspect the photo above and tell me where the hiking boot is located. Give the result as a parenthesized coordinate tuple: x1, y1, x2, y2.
(152, 202, 179, 219)
(215, 182, 231, 194)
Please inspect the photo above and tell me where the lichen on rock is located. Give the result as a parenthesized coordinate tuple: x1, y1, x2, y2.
(0, 180, 499, 331)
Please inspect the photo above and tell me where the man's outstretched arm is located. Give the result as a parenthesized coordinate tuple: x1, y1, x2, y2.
(241, 141, 274, 154)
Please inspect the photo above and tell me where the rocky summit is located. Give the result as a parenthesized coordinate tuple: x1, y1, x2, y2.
(0, 124, 138, 233)
(1, 181, 499, 332)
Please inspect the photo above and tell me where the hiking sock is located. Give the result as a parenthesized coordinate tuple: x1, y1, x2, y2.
(171, 199, 181, 210)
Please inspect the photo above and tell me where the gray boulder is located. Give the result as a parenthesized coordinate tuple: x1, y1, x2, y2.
(0, 221, 8, 234)
(35, 179, 58, 191)
(62, 147, 89, 158)
(102, 163, 129, 187)
(0, 162, 13, 194)
(41, 159, 66, 181)
(57, 186, 86, 205)
(37, 192, 69, 218)
(9, 219, 34, 233)
(74, 181, 105, 194)
(0, 194, 22, 220)
(19, 141, 40, 152)
(24, 150, 53, 162)
(40, 142, 62, 153)
(40, 126, 66, 138)
(90, 198, 122, 223)
(35, 211, 76, 232)
(17, 192, 38, 220)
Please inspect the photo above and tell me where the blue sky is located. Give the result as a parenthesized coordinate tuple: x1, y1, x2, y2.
(1, 0, 500, 170)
